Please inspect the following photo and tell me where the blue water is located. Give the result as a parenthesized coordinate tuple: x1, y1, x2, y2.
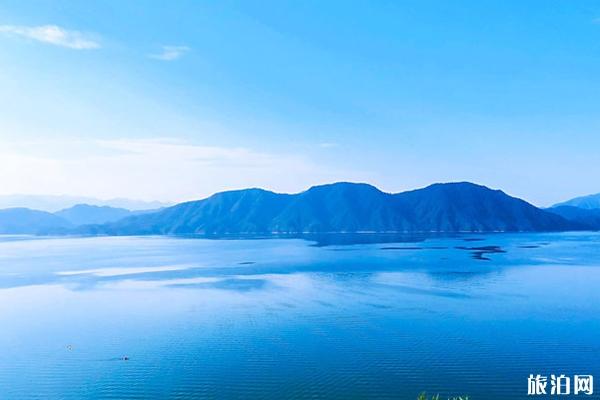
(0, 233, 599, 399)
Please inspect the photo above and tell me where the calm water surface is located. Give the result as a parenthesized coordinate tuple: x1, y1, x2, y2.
(0, 233, 599, 399)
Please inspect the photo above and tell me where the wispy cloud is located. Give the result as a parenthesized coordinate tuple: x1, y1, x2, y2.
(0, 24, 100, 49)
(0, 138, 366, 202)
(319, 142, 339, 149)
(149, 45, 190, 61)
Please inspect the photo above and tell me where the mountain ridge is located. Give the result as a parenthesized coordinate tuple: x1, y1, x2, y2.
(0, 194, 169, 213)
(1, 182, 594, 236)
(55, 204, 135, 226)
(0, 208, 71, 234)
(552, 193, 600, 210)
(547, 206, 600, 230)
(83, 182, 581, 235)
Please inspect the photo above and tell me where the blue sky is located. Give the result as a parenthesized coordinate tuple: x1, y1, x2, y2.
(1, 1, 599, 206)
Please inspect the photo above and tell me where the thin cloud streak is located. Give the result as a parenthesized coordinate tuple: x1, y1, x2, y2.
(0, 24, 100, 49)
(149, 45, 190, 61)
(319, 142, 339, 149)
(0, 138, 367, 202)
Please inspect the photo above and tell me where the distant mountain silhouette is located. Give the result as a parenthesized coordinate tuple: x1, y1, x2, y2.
(552, 193, 600, 210)
(547, 206, 600, 230)
(0, 194, 169, 213)
(86, 182, 579, 235)
(0, 208, 71, 234)
(55, 204, 134, 226)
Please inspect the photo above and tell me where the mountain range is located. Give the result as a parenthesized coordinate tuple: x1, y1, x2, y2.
(546, 206, 600, 229)
(0, 208, 72, 234)
(551, 193, 600, 210)
(81, 182, 585, 235)
(55, 204, 142, 226)
(0, 204, 157, 234)
(1, 182, 598, 236)
(0, 194, 169, 213)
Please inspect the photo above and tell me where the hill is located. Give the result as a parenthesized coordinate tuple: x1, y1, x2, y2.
(0, 194, 169, 212)
(552, 193, 600, 210)
(55, 204, 134, 226)
(0, 208, 71, 234)
(89, 182, 578, 235)
(547, 206, 600, 230)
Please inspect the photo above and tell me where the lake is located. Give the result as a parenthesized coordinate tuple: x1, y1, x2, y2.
(0, 232, 599, 399)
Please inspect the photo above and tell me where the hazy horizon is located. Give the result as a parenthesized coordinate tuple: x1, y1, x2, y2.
(0, 179, 594, 210)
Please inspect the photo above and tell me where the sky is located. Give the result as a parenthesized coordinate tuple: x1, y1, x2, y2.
(1, 1, 600, 207)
